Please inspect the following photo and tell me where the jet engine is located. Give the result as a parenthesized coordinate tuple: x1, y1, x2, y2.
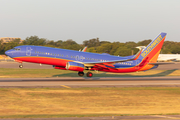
(54, 66, 66, 70)
(65, 62, 84, 72)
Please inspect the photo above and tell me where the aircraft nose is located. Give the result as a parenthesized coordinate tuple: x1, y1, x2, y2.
(5, 50, 12, 57)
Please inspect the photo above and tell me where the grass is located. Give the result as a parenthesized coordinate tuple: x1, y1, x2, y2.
(0, 68, 179, 78)
(0, 87, 180, 118)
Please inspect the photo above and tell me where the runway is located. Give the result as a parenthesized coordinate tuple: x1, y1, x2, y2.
(1, 62, 180, 88)
(1, 76, 180, 88)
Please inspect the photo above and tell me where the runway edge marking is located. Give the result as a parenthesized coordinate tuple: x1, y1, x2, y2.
(60, 85, 71, 88)
(153, 115, 180, 119)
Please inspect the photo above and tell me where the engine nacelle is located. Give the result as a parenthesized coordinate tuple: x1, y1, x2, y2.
(54, 66, 66, 70)
(66, 62, 84, 72)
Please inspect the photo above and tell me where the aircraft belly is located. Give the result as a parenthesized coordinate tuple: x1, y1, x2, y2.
(14, 57, 69, 67)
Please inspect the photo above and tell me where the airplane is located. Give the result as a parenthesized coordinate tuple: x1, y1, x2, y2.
(158, 54, 180, 62)
(5, 32, 167, 77)
(136, 46, 180, 62)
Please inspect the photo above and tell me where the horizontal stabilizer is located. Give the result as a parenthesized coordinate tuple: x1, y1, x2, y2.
(148, 62, 175, 65)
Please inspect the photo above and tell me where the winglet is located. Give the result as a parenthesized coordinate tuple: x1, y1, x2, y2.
(136, 46, 146, 51)
(82, 46, 87, 52)
(132, 49, 143, 60)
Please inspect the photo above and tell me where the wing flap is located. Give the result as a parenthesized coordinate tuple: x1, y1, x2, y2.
(94, 63, 117, 70)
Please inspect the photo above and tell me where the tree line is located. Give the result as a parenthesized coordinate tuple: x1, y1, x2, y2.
(0, 36, 180, 56)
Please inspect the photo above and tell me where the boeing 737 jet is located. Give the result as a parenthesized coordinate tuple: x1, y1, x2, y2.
(5, 32, 166, 77)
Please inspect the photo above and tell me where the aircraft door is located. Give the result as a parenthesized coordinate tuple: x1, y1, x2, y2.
(26, 47, 32, 56)
(75, 55, 84, 61)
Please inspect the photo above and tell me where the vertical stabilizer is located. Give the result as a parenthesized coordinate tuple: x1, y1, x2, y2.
(138, 32, 167, 71)
(139, 32, 166, 62)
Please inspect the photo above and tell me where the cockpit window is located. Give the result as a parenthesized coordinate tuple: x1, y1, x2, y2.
(13, 48, 21, 51)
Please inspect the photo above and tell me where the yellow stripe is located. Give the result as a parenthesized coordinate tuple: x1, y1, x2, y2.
(153, 115, 180, 119)
(61, 85, 71, 88)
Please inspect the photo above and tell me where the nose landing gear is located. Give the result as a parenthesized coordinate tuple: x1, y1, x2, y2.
(78, 71, 84, 76)
(19, 64, 23, 68)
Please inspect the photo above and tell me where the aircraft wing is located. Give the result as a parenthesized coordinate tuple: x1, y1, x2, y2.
(83, 58, 133, 66)
(80, 57, 133, 68)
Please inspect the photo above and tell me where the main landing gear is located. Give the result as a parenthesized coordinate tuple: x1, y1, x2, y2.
(78, 71, 84, 76)
(86, 72, 93, 77)
(78, 71, 93, 77)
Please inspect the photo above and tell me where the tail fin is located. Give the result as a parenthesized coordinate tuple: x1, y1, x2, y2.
(138, 32, 167, 63)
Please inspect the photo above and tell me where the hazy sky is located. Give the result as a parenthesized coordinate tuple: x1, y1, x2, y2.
(1, 0, 180, 43)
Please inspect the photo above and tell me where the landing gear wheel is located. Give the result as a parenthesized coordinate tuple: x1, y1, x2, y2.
(78, 71, 84, 77)
(19, 65, 23, 68)
(86, 72, 93, 77)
